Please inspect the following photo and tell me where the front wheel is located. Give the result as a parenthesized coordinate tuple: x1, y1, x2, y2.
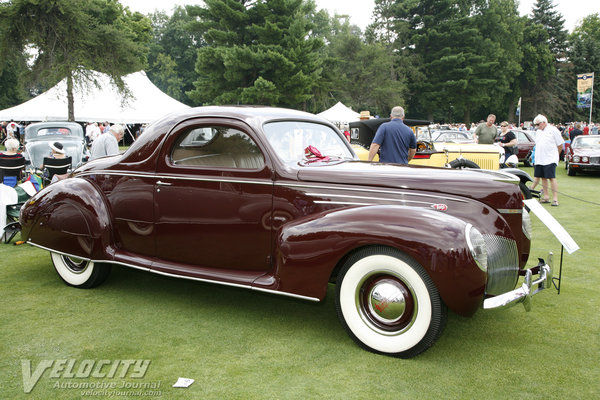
(567, 162, 576, 176)
(51, 252, 111, 288)
(335, 247, 447, 358)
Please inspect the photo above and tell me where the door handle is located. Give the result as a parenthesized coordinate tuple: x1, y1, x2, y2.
(156, 180, 172, 186)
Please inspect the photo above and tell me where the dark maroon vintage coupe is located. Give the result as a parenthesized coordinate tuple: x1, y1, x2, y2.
(20, 106, 554, 358)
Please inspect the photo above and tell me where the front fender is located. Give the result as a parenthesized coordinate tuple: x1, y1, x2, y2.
(272, 205, 486, 315)
(20, 177, 112, 259)
(503, 168, 532, 184)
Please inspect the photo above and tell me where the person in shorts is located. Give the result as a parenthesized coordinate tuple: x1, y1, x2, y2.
(530, 114, 564, 206)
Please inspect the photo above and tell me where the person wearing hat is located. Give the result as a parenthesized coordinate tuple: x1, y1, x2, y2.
(39, 141, 66, 169)
(90, 124, 124, 160)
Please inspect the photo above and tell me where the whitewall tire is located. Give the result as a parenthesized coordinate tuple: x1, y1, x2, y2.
(51, 252, 111, 288)
(335, 247, 447, 358)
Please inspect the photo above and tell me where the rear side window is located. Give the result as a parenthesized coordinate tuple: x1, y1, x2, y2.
(171, 126, 265, 169)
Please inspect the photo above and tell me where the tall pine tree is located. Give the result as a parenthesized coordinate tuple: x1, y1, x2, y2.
(187, 0, 323, 109)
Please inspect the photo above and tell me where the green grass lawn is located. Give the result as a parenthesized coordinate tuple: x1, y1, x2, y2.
(1, 163, 598, 399)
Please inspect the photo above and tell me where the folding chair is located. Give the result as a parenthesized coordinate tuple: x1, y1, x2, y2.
(42, 156, 72, 185)
(3, 185, 29, 243)
(0, 156, 26, 187)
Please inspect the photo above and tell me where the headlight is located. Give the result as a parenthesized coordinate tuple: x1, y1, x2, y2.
(582, 156, 589, 163)
(522, 208, 532, 239)
(574, 155, 580, 162)
(466, 224, 487, 272)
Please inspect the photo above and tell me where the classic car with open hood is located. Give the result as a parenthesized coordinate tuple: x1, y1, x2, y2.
(20, 106, 557, 358)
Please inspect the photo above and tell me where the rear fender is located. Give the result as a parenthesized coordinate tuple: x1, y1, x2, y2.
(20, 177, 112, 259)
(272, 205, 486, 315)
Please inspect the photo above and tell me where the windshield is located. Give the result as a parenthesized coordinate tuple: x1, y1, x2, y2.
(432, 131, 474, 143)
(263, 121, 354, 164)
(572, 136, 600, 149)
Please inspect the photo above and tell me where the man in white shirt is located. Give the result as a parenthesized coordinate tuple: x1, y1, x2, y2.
(90, 124, 124, 160)
(530, 114, 564, 206)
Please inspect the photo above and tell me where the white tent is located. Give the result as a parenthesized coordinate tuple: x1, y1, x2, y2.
(0, 71, 190, 124)
(317, 102, 360, 125)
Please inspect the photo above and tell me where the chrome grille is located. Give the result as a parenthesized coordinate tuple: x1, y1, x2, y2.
(472, 158, 498, 170)
(590, 157, 600, 164)
(483, 234, 519, 295)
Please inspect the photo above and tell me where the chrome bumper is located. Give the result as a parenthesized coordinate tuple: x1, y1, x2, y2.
(483, 253, 554, 311)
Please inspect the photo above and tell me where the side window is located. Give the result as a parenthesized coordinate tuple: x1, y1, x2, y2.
(171, 126, 265, 169)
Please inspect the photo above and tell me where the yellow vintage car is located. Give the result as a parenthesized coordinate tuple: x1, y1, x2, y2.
(349, 119, 502, 170)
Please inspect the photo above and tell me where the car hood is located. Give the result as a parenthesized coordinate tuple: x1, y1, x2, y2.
(296, 160, 522, 209)
(572, 148, 600, 157)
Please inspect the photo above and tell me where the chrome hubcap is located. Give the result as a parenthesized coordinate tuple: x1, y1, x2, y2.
(358, 273, 417, 334)
(62, 256, 89, 274)
(368, 280, 407, 324)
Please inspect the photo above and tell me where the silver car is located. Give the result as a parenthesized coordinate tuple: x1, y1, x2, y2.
(23, 122, 90, 170)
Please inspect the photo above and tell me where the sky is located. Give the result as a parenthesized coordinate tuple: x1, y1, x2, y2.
(120, 0, 600, 32)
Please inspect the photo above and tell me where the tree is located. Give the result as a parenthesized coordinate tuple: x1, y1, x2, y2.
(518, 22, 554, 120)
(186, 0, 323, 109)
(0, 49, 29, 110)
(389, 0, 511, 123)
(0, 0, 151, 121)
(147, 6, 201, 105)
(522, 0, 570, 121)
(311, 11, 407, 117)
(569, 13, 600, 121)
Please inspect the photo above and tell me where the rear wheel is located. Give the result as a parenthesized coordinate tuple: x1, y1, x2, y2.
(335, 247, 447, 358)
(50, 252, 111, 288)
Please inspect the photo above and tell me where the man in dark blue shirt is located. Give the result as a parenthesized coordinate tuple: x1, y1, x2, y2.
(367, 106, 417, 164)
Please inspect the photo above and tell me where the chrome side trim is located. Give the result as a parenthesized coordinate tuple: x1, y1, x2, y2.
(497, 208, 523, 214)
(251, 286, 321, 302)
(314, 201, 374, 206)
(278, 182, 470, 203)
(28, 241, 320, 302)
(28, 242, 92, 262)
(76, 170, 273, 186)
(307, 192, 432, 207)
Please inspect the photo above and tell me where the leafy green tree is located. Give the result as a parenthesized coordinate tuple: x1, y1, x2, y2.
(522, 0, 570, 121)
(186, 0, 323, 109)
(569, 13, 600, 121)
(147, 6, 201, 105)
(518, 22, 554, 121)
(313, 12, 406, 117)
(389, 0, 509, 123)
(0, 0, 151, 121)
(0, 49, 29, 110)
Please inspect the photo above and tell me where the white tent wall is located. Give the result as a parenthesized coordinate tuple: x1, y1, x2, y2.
(0, 71, 190, 124)
(317, 102, 360, 126)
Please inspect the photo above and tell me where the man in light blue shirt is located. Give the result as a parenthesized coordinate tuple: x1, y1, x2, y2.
(90, 124, 124, 160)
(368, 106, 416, 164)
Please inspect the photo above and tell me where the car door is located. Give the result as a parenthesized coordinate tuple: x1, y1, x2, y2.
(153, 119, 274, 280)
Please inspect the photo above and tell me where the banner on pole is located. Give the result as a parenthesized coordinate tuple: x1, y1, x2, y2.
(577, 72, 594, 108)
(516, 97, 521, 116)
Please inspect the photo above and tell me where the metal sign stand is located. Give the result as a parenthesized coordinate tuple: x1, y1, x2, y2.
(552, 245, 564, 294)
